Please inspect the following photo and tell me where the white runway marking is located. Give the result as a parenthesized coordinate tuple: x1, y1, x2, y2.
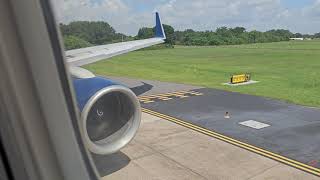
(239, 120, 270, 129)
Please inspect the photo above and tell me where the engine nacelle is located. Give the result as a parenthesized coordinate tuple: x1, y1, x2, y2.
(73, 77, 141, 155)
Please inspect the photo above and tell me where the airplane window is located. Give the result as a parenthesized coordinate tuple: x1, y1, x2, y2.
(54, 0, 320, 179)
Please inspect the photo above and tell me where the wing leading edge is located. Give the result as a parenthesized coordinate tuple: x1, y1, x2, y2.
(66, 12, 166, 67)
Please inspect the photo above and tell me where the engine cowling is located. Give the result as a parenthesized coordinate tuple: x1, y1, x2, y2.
(73, 77, 141, 155)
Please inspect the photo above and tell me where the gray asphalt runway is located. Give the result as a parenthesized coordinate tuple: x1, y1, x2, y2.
(143, 88, 320, 169)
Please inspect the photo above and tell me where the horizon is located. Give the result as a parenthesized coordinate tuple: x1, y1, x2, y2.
(53, 0, 320, 36)
(60, 20, 317, 36)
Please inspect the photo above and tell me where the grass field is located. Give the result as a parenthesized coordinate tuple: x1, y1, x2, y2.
(85, 41, 320, 107)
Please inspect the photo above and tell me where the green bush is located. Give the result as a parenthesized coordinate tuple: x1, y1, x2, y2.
(63, 35, 92, 50)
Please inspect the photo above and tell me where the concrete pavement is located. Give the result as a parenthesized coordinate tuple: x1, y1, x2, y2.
(143, 88, 320, 169)
(97, 113, 319, 180)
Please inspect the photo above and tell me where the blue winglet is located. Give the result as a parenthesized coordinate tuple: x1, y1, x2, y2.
(155, 12, 166, 39)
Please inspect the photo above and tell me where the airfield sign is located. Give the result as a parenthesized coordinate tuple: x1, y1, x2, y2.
(231, 74, 250, 84)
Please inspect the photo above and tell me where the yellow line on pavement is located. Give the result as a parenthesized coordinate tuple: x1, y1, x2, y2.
(161, 93, 189, 98)
(139, 93, 174, 99)
(157, 91, 191, 98)
(138, 97, 153, 100)
(139, 90, 196, 99)
(140, 94, 172, 99)
(179, 90, 204, 96)
(142, 108, 320, 177)
(139, 100, 155, 104)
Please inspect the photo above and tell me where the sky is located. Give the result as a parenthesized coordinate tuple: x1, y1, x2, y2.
(53, 0, 320, 35)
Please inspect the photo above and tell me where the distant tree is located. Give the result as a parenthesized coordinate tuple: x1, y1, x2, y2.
(313, 33, 320, 38)
(302, 34, 313, 39)
(136, 24, 176, 46)
(216, 27, 231, 37)
(162, 24, 175, 45)
(293, 33, 303, 38)
(231, 27, 246, 35)
(248, 31, 259, 43)
(137, 27, 154, 39)
(63, 35, 92, 50)
(185, 29, 195, 33)
(267, 29, 292, 41)
(60, 21, 127, 45)
(208, 36, 223, 45)
(174, 31, 185, 44)
(60, 20, 301, 49)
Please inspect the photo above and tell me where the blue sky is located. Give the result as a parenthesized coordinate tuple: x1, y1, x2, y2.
(55, 0, 320, 35)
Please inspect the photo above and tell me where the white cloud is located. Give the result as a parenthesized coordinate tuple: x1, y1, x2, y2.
(54, 0, 141, 34)
(52, 0, 320, 35)
(152, 0, 286, 31)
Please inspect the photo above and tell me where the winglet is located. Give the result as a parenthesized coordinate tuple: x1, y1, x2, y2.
(155, 12, 166, 39)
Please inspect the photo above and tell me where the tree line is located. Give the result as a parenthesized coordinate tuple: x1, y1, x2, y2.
(174, 28, 294, 46)
(60, 21, 319, 50)
(60, 21, 133, 50)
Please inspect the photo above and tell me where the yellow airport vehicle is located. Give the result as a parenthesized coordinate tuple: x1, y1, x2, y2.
(231, 73, 251, 84)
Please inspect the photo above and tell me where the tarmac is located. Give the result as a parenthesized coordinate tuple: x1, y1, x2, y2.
(95, 76, 320, 179)
(143, 88, 320, 170)
(96, 113, 319, 180)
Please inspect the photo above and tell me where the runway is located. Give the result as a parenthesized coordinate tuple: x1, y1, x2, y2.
(105, 76, 320, 176)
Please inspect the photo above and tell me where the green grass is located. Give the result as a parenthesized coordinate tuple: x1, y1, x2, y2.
(85, 40, 320, 107)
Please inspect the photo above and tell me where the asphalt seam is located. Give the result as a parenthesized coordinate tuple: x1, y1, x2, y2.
(136, 140, 209, 180)
(134, 114, 208, 178)
(125, 141, 156, 161)
(134, 130, 195, 154)
(129, 161, 165, 180)
(156, 149, 210, 180)
(142, 108, 320, 177)
(245, 163, 280, 180)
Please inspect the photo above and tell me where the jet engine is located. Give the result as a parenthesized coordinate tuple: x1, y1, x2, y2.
(73, 77, 141, 155)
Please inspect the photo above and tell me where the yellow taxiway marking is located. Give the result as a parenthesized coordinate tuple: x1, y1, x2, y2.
(142, 108, 320, 177)
(139, 90, 192, 98)
(141, 94, 172, 100)
(179, 90, 204, 96)
(164, 92, 189, 98)
(138, 90, 203, 103)
(137, 97, 155, 104)
(140, 100, 155, 104)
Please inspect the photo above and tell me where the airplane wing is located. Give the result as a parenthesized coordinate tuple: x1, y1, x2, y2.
(66, 12, 166, 67)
